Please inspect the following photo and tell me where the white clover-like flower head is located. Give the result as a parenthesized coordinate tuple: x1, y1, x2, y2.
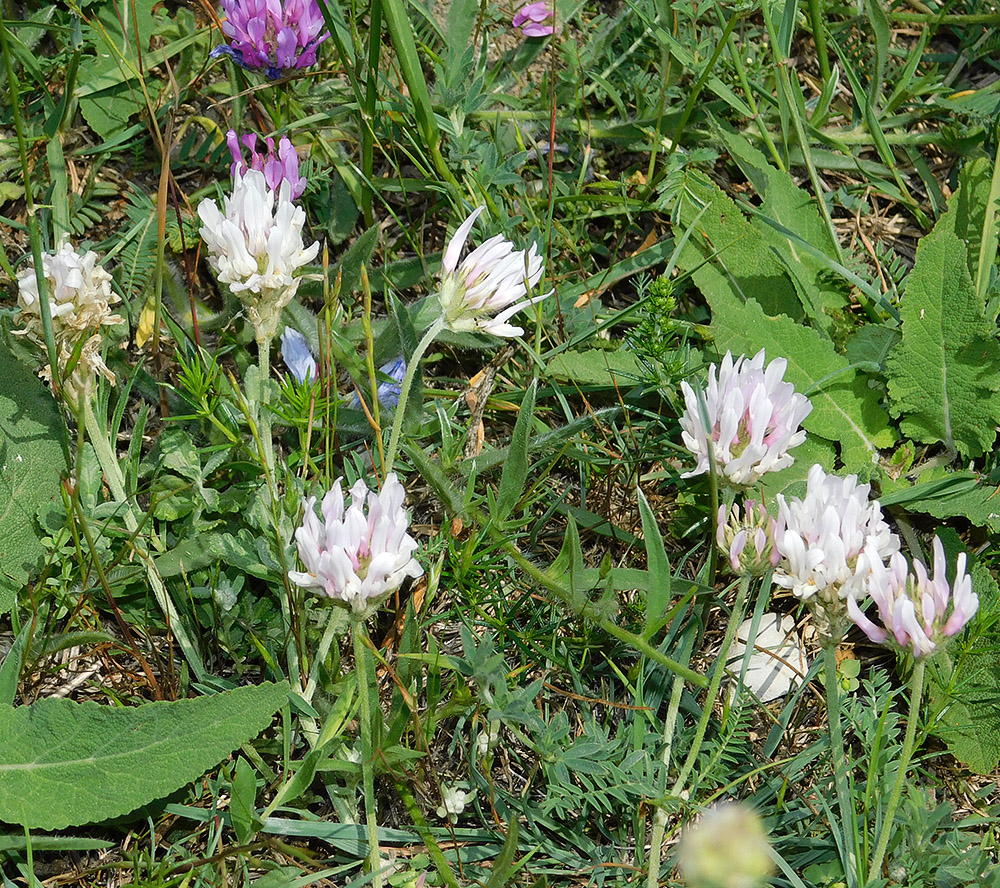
(288, 472, 423, 617)
(16, 238, 122, 403)
(775, 464, 900, 607)
(198, 169, 319, 341)
(679, 350, 812, 488)
(437, 206, 549, 337)
(435, 786, 470, 823)
(847, 536, 979, 658)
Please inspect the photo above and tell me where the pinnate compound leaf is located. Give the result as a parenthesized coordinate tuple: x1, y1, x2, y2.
(0, 342, 65, 614)
(886, 227, 1000, 457)
(0, 681, 288, 829)
(709, 296, 894, 472)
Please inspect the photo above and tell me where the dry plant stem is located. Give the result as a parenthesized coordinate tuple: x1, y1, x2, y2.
(353, 618, 384, 888)
(825, 641, 860, 888)
(384, 316, 446, 476)
(646, 630, 696, 888)
(81, 400, 205, 681)
(671, 574, 752, 797)
(866, 658, 926, 885)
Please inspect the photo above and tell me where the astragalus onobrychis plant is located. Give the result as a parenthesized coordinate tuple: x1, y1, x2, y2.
(3, 0, 1000, 885)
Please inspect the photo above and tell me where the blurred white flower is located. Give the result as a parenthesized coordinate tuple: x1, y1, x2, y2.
(16, 238, 122, 404)
(716, 499, 782, 577)
(288, 472, 423, 617)
(435, 786, 470, 823)
(280, 326, 318, 383)
(679, 350, 812, 488)
(476, 719, 500, 757)
(678, 802, 774, 888)
(437, 206, 548, 337)
(848, 536, 979, 658)
(198, 170, 319, 342)
(775, 464, 899, 637)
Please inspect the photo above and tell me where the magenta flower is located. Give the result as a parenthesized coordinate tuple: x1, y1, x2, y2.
(513, 1, 555, 36)
(212, 0, 329, 80)
(848, 536, 979, 658)
(228, 130, 306, 199)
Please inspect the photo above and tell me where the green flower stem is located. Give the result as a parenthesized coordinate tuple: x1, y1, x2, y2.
(82, 400, 205, 681)
(256, 333, 277, 491)
(646, 630, 696, 888)
(825, 641, 860, 888)
(866, 657, 926, 885)
(671, 573, 751, 797)
(383, 316, 446, 476)
(353, 618, 383, 888)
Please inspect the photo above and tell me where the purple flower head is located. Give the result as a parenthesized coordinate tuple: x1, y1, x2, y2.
(214, 0, 330, 80)
(847, 536, 979, 658)
(281, 326, 318, 383)
(349, 356, 407, 411)
(513, 1, 555, 36)
(228, 130, 307, 199)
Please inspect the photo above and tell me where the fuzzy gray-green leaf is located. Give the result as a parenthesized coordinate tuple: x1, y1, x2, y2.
(0, 682, 288, 829)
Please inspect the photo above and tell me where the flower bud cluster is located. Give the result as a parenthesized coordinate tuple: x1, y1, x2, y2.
(716, 499, 782, 577)
(16, 239, 123, 406)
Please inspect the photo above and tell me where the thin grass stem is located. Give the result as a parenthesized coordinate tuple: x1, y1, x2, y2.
(353, 618, 384, 888)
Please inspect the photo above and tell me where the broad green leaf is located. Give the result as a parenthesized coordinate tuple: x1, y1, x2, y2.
(637, 488, 671, 640)
(0, 342, 66, 614)
(886, 227, 1000, 457)
(546, 348, 645, 387)
(230, 757, 259, 845)
(0, 681, 288, 829)
(709, 296, 894, 472)
(482, 818, 519, 888)
(79, 0, 158, 140)
(719, 130, 846, 325)
(674, 173, 804, 321)
(935, 156, 992, 287)
(496, 380, 537, 521)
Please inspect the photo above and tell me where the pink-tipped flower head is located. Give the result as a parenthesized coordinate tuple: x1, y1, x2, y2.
(289, 473, 424, 617)
(717, 499, 783, 577)
(775, 464, 900, 638)
(847, 536, 979, 658)
(212, 0, 330, 79)
(198, 169, 319, 342)
(438, 206, 549, 337)
(513, 2, 555, 36)
(227, 130, 306, 199)
(679, 350, 813, 489)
